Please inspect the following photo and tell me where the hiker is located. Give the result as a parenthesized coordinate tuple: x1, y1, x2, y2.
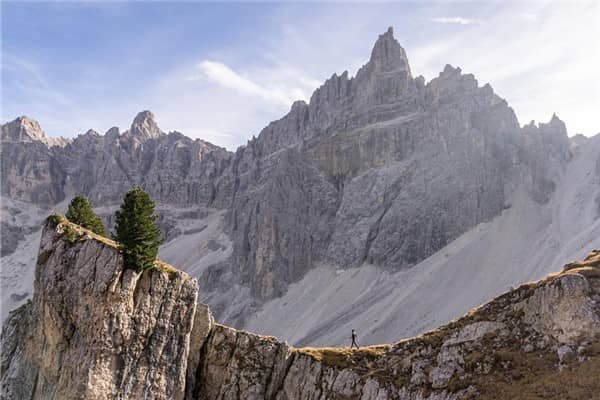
(350, 329, 359, 349)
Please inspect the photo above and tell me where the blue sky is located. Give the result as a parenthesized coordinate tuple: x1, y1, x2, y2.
(2, 1, 599, 149)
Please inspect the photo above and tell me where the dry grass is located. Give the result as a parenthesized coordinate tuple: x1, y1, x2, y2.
(50, 214, 118, 248)
(293, 345, 391, 369)
(469, 353, 600, 400)
(560, 266, 600, 280)
(213, 323, 280, 343)
(153, 259, 180, 276)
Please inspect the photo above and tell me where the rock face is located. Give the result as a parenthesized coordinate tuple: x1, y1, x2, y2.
(1, 116, 69, 147)
(0, 27, 577, 330)
(1, 219, 198, 399)
(192, 263, 600, 399)
(1, 110, 232, 207)
(3, 219, 600, 399)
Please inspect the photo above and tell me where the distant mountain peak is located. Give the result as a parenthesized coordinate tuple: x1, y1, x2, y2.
(128, 110, 164, 141)
(368, 26, 412, 78)
(1, 116, 45, 143)
(550, 112, 563, 125)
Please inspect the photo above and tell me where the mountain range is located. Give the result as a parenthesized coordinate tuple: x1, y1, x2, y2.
(2, 27, 599, 347)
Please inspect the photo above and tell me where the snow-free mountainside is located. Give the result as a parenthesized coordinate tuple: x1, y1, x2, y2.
(2, 27, 600, 348)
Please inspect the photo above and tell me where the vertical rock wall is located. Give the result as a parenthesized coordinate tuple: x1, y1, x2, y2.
(1, 220, 199, 399)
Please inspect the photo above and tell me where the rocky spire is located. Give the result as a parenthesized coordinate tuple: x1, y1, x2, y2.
(368, 27, 412, 78)
(548, 113, 566, 131)
(128, 110, 164, 141)
(105, 126, 121, 142)
(1, 116, 46, 143)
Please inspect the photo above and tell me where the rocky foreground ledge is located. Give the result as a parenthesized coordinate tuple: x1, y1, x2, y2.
(2, 218, 600, 399)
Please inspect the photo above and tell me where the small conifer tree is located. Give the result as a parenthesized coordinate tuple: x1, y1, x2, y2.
(113, 187, 161, 270)
(65, 194, 108, 236)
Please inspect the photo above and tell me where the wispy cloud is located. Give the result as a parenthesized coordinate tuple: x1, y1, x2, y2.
(147, 58, 321, 150)
(3, 54, 46, 87)
(194, 60, 308, 107)
(430, 17, 481, 25)
(2, 53, 72, 108)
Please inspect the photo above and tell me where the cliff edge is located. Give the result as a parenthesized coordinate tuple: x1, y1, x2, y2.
(1, 217, 200, 399)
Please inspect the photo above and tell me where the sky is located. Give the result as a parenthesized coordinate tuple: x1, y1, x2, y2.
(2, 1, 599, 150)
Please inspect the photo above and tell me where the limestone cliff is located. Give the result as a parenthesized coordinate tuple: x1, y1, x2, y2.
(1, 218, 199, 399)
(3, 218, 600, 399)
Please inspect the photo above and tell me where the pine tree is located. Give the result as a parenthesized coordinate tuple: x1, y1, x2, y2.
(65, 194, 108, 236)
(113, 187, 162, 271)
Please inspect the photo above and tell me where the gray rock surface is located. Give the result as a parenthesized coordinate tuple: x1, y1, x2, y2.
(1, 116, 68, 147)
(1, 219, 198, 399)
(3, 221, 600, 399)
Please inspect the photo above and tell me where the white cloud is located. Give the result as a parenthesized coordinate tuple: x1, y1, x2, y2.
(144, 58, 322, 150)
(430, 17, 481, 25)
(195, 60, 309, 107)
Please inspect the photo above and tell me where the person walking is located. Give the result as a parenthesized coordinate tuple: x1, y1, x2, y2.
(350, 329, 359, 349)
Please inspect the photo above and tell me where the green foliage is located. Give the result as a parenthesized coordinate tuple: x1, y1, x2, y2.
(47, 214, 63, 228)
(65, 195, 108, 236)
(113, 187, 162, 271)
(64, 225, 80, 244)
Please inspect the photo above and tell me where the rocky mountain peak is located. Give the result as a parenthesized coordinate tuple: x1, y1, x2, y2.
(548, 112, 567, 131)
(1, 116, 70, 147)
(105, 126, 121, 141)
(368, 26, 412, 78)
(523, 113, 569, 140)
(128, 110, 164, 141)
(298, 27, 416, 140)
(83, 129, 100, 137)
(1, 116, 45, 143)
(440, 64, 462, 77)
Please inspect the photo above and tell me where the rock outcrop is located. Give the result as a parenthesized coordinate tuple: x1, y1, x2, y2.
(191, 262, 600, 399)
(2, 219, 600, 399)
(1, 218, 198, 399)
(1, 116, 69, 147)
(127, 110, 165, 142)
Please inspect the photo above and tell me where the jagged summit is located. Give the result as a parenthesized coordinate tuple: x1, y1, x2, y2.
(368, 26, 412, 78)
(523, 113, 568, 135)
(1, 116, 45, 143)
(105, 126, 121, 141)
(1, 111, 166, 145)
(1, 116, 69, 147)
(83, 129, 100, 137)
(549, 112, 566, 129)
(127, 110, 164, 141)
